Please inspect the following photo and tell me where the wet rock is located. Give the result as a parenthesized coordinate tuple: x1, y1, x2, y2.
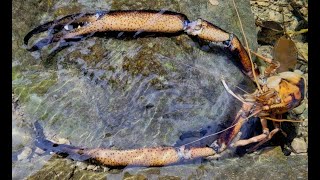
(17, 147, 32, 161)
(291, 138, 307, 153)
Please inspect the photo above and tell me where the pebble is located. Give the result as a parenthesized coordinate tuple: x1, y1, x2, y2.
(256, 1, 269, 7)
(269, 4, 280, 11)
(292, 102, 306, 115)
(86, 165, 96, 170)
(289, 19, 299, 31)
(257, 45, 273, 59)
(291, 138, 307, 153)
(268, 11, 282, 22)
(296, 126, 307, 138)
(293, 69, 303, 75)
(53, 137, 71, 145)
(209, 0, 219, 6)
(76, 161, 88, 170)
(34, 147, 45, 155)
(294, 0, 304, 7)
(103, 167, 109, 172)
(302, 118, 308, 127)
(93, 166, 100, 171)
(295, 42, 308, 60)
(17, 147, 32, 161)
(300, 7, 308, 17)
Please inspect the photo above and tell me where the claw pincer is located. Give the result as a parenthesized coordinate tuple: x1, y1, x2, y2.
(183, 18, 258, 79)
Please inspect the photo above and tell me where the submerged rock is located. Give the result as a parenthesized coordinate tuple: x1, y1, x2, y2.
(27, 157, 107, 180)
(13, 0, 258, 152)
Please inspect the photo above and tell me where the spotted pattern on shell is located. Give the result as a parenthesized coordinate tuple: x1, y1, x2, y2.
(64, 11, 187, 39)
(84, 147, 180, 166)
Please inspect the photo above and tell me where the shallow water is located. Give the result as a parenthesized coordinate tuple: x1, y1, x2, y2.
(12, 0, 307, 179)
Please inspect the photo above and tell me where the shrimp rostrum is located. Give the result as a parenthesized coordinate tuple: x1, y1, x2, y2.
(25, 10, 305, 166)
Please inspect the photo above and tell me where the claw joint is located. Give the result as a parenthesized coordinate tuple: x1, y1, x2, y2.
(176, 146, 192, 160)
(184, 19, 204, 36)
(223, 33, 234, 49)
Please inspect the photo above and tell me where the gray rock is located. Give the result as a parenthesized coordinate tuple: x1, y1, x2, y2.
(291, 138, 308, 153)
